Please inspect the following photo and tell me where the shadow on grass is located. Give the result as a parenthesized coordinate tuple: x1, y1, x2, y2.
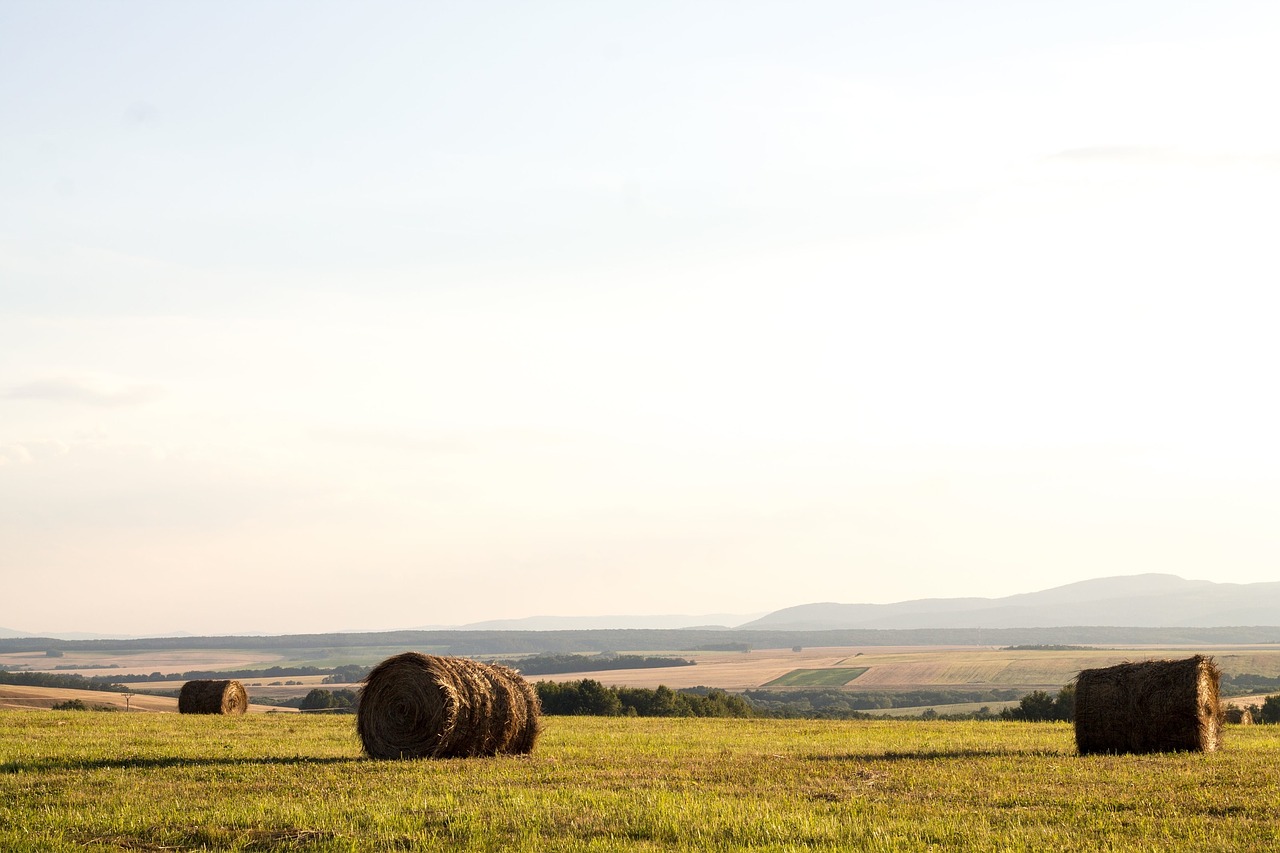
(0, 755, 359, 774)
(810, 748, 1069, 762)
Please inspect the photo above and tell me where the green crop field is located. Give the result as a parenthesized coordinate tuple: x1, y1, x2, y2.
(763, 667, 869, 687)
(2, 710, 1278, 851)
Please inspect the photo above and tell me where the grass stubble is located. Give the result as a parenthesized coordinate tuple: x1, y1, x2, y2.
(1, 711, 1277, 851)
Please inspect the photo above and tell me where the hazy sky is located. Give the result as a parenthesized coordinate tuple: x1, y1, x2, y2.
(3, 1, 1279, 636)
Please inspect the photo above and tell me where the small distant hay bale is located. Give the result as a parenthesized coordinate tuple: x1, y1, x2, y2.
(178, 680, 248, 715)
(1225, 706, 1253, 725)
(357, 653, 541, 760)
(1074, 655, 1222, 755)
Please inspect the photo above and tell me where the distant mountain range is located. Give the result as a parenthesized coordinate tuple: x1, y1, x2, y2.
(445, 613, 764, 631)
(449, 574, 1280, 632)
(7, 575, 1277, 639)
(739, 574, 1280, 630)
(0, 615, 766, 640)
(0, 627, 191, 641)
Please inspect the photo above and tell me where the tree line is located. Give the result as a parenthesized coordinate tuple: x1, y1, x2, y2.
(536, 680, 755, 717)
(491, 653, 695, 676)
(742, 687, 1025, 718)
(999, 685, 1075, 721)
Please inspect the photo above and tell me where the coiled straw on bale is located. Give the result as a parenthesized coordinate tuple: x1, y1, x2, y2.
(1074, 655, 1222, 755)
(357, 653, 541, 759)
(178, 679, 248, 715)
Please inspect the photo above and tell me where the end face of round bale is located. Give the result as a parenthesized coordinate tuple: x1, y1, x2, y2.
(178, 679, 249, 715)
(1074, 654, 1221, 755)
(357, 652, 541, 760)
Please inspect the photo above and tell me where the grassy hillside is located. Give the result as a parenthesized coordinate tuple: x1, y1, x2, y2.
(2, 711, 1277, 850)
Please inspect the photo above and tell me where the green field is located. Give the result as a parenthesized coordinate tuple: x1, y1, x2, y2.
(763, 667, 869, 687)
(2, 710, 1277, 851)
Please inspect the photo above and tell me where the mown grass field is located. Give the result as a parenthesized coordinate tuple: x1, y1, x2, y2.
(763, 667, 868, 687)
(2, 710, 1277, 851)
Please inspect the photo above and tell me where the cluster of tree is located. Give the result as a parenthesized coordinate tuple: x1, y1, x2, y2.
(1220, 673, 1280, 696)
(999, 685, 1075, 721)
(322, 665, 370, 684)
(740, 688, 1024, 718)
(536, 680, 755, 717)
(109, 665, 335, 683)
(51, 699, 118, 711)
(296, 689, 359, 711)
(1230, 695, 1280, 723)
(493, 654, 694, 676)
(0, 670, 128, 693)
(1003, 645, 1095, 651)
(534, 682, 1035, 721)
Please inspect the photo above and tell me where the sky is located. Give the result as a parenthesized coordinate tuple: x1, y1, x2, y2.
(3, 1, 1280, 637)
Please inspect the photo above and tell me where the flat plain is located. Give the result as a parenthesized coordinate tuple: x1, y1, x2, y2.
(8, 642, 1280, 713)
(2, 710, 1277, 851)
(524, 644, 1280, 694)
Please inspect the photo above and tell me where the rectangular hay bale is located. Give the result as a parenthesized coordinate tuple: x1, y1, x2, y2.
(1074, 655, 1222, 755)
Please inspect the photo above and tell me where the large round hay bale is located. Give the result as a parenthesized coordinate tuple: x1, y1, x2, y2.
(1074, 655, 1221, 755)
(178, 679, 248, 715)
(357, 653, 541, 759)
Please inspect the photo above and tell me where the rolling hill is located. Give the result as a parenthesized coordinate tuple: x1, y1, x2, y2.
(741, 574, 1280, 630)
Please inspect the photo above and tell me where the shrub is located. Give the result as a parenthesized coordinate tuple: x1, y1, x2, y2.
(51, 699, 87, 711)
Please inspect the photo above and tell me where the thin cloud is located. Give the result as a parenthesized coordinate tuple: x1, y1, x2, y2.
(1051, 146, 1174, 163)
(306, 426, 473, 454)
(1050, 146, 1280, 167)
(6, 378, 165, 407)
(0, 440, 69, 466)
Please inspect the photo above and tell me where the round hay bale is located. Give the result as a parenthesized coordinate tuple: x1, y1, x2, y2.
(1074, 654, 1221, 755)
(357, 653, 541, 760)
(491, 662, 541, 755)
(178, 680, 248, 715)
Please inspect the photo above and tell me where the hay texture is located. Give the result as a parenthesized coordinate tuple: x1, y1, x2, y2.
(357, 653, 541, 759)
(178, 679, 248, 715)
(1074, 655, 1222, 755)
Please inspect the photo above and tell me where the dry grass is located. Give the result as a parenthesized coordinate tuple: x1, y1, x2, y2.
(6, 712, 1280, 850)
